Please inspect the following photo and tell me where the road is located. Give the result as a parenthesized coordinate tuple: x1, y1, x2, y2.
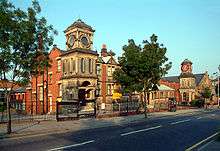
(0, 109, 220, 151)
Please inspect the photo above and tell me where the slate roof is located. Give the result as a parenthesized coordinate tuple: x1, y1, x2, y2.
(161, 76, 179, 83)
(13, 87, 26, 93)
(194, 73, 205, 86)
(64, 19, 95, 32)
(60, 48, 98, 56)
(162, 73, 205, 86)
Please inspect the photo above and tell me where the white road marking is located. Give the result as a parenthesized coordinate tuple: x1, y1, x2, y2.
(197, 140, 214, 151)
(120, 125, 162, 136)
(170, 119, 191, 125)
(185, 132, 219, 151)
(47, 140, 95, 151)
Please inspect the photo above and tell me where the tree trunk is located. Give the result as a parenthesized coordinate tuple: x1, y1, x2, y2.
(30, 85, 33, 115)
(46, 67, 48, 114)
(6, 94, 11, 134)
(144, 90, 147, 118)
(35, 76, 38, 115)
(42, 69, 45, 114)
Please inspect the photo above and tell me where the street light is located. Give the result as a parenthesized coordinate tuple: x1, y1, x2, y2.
(218, 65, 220, 108)
(214, 68, 220, 108)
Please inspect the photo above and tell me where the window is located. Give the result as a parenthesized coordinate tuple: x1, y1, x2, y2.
(72, 59, 75, 72)
(112, 66, 115, 74)
(170, 92, 174, 97)
(59, 84, 62, 97)
(107, 84, 111, 95)
(67, 60, 70, 73)
(89, 59, 93, 73)
(49, 74, 52, 83)
(81, 58, 85, 73)
(160, 92, 163, 98)
(97, 83, 101, 96)
(96, 64, 101, 75)
(108, 66, 112, 76)
(57, 60, 61, 72)
(39, 86, 43, 100)
(62, 60, 66, 73)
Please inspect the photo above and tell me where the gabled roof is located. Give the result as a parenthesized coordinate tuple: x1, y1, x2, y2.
(102, 56, 111, 63)
(99, 55, 118, 65)
(158, 84, 175, 91)
(64, 19, 95, 32)
(194, 73, 205, 86)
(161, 76, 179, 83)
(162, 73, 206, 86)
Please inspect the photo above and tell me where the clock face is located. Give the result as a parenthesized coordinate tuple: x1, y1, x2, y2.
(81, 36, 89, 47)
(181, 65, 189, 72)
(68, 34, 75, 48)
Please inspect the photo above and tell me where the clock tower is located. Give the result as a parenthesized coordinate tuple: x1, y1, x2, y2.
(64, 19, 95, 50)
(179, 59, 196, 103)
(61, 19, 98, 112)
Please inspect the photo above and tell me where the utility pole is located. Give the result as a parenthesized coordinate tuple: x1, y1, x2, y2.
(218, 65, 220, 108)
(213, 65, 220, 108)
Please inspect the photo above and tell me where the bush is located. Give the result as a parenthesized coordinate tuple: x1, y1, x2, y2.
(190, 99, 204, 108)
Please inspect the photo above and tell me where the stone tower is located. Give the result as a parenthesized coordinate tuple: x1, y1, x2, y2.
(61, 19, 98, 104)
(179, 59, 196, 103)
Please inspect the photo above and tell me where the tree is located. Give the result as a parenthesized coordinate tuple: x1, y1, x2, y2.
(114, 34, 171, 118)
(0, 0, 57, 133)
(139, 34, 172, 117)
(113, 40, 143, 102)
(201, 87, 212, 108)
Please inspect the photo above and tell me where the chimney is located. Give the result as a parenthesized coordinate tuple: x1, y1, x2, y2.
(101, 44, 108, 57)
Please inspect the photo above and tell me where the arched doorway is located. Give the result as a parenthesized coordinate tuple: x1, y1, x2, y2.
(183, 92, 189, 103)
(78, 81, 91, 105)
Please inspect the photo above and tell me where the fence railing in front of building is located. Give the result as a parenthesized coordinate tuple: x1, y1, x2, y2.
(97, 101, 141, 115)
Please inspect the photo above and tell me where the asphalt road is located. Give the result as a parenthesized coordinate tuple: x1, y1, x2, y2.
(1, 109, 220, 151)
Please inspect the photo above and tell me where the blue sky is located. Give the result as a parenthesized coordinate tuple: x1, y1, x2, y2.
(11, 0, 220, 77)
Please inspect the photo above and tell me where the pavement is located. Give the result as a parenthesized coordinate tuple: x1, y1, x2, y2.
(0, 108, 220, 151)
(0, 108, 214, 139)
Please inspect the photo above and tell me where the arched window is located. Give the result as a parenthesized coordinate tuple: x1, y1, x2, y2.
(72, 59, 75, 72)
(89, 59, 93, 73)
(81, 58, 85, 73)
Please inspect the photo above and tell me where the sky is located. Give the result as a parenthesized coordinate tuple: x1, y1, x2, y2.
(11, 0, 220, 77)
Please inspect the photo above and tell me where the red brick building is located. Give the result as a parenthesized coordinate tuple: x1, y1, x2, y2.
(96, 44, 120, 104)
(26, 45, 63, 114)
(160, 59, 213, 104)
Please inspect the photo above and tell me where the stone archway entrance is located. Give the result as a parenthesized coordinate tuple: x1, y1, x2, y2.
(77, 81, 96, 117)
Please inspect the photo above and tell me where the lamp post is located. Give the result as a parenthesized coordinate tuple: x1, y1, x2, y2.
(218, 65, 220, 108)
(214, 66, 220, 108)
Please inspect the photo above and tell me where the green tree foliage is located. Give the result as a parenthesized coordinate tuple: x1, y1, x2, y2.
(113, 39, 143, 96)
(0, 0, 57, 133)
(114, 34, 172, 117)
(201, 87, 212, 99)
